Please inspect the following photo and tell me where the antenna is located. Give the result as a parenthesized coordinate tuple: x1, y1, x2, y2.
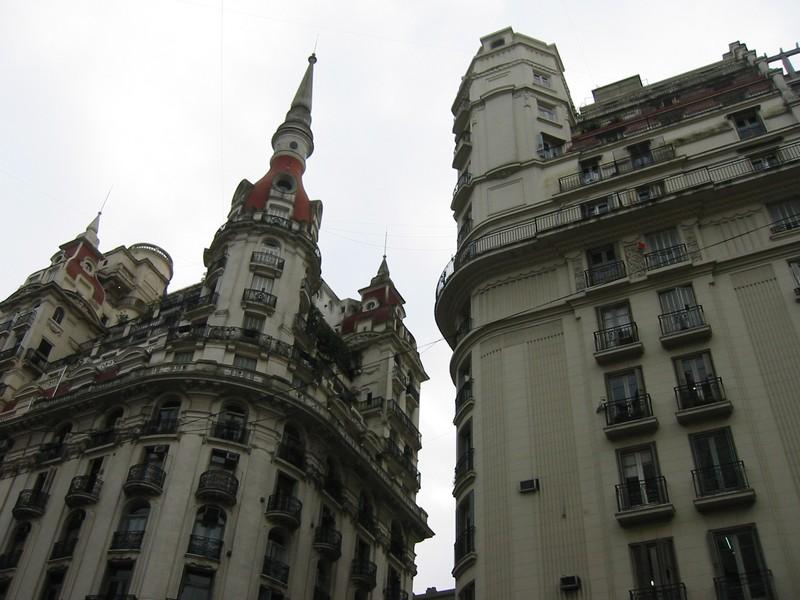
(383, 228, 388, 258)
(99, 185, 113, 214)
(313, 34, 319, 55)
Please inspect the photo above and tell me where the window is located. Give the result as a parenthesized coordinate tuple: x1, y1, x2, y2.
(490, 37, 505, 49)
(178, 569, 214, 600)
(314, 558, 333, 596)
(53, 510, 84, 559)
(174, 351, 193, 364)
(251, 274, 274, 293)
(456, 420, 473, 480)
(150, 400, 179, 434)
(618, 445, 665, 508)
(710, 526, 773, 599)
(538, 133, 564, 159)
(51, 307, 64, 324)
(581, 195, 615, 218)
(458, 582, 476, 600)
(112, 503, 149, 550)
(644, 228, 686, 269)
(243, 313, 265, 333)
(455, 492, 475, 561)
(750, 152, 779, 171)
(585, 244, 624, 286)
(2, 522, 31, 568)
(674, 351, 723, 407)
(209, 449, 239, 472)
(0, 435, 13, 464)
(790, 259, 800, 288)
(767, 199, 800, 234)
(629, 538, 681, 593)
(538, 102, 557, 121)
(658, 285, 704, 334)
(628, 141, 654, 169)
(36, 338, 53, 359)
(597, 303, 634, 347)
(267, 204, 291, 219)
(188, 506, 226, 559)
(264, 528, 290, 584)
(99, 563, 133, 598)
(214, 405, 247, 443)
(690, 428, 746, 495)
(532, 71, 551, 88)
(580, 157, 601, 184)
(39, 570, 65, 600)
(634, 181, 664, 203)
(605, 368, 647, 423)
(730, 108, 766, 139)
(233, 354, 257, 371)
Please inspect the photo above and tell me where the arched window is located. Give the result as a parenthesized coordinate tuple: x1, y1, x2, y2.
(357, 492, 375, 532)
(3, 522, 31, 567)
(112, 502, 150, 551)
(53, 510, 85, 559)
(147, 400, 180, 434)
(277, 424, 305, 468)
(188, 506, 226, 559)
(214, 403, 247, 443)
(104, 408, 123, 430)
(263, 528, 290, 585)
(52, 307, 65, 324)
(323, 458, 342, 501)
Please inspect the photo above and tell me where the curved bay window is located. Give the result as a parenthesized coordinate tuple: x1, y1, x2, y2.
(111, 502, 150, 550)
(212, 404, 248, 444)
(51, 509, 84, 559)
(188, 506, 226, 559)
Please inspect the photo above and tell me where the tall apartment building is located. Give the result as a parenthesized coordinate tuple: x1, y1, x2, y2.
(436, 27, 800, 600)
(0, 55, 432, 600)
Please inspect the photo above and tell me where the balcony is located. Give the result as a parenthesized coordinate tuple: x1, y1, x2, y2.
(50, 538, 79, 560)
(454, 381, 474, 421)
(452, 171, 473, 205)
(357, 508, 376, 534)
(261, 556, 290, 586)
(265, 494, 302, 529)
(123, 463, 165, 496)
(65, 475, 102, 507)
(770, 212, 800, 235)
(109, 530, 144, 551)
(12, 310, 36, 330)
(644, 244, 689, 270)
(692, 461, 756, 512)
(251, 251, 286, 273)
(87, 428, 118, 448)
(559, 145, 676, 193)
(714, 570, 774, 600)
(209, 420, 249, 445)
(457, 219, 472, 247)
(614, 477, 675, 527)
(602, 394, 658, 440)
(323, 477, 343, 503)
(275, 440, 306, 470)
(12, 489, 49, 519)
(0, 550, 21, 570)
(23, 348, 49, 373)
(454, 318, 472, 345)
(242, 288, 278, 310)
(141, 418, 178, 436)
(629, 583, 687, 600)
(585, 260, 627, 288)
(454, 526, 476, 568)
(350, 559, 378, 590)
(187, 534, 223, 560)
(207, 255, 227, 274)
(387, 399, 422, 447)
(385, 440, 421, 489)
(0, 319, 12, 333)
(593, 322, 643, 364)
(313, 526, 342, 560)
(183, 292, 219, 314)
(359, 395, 384, 414)
(196, 470, 239, 505)
(658, 305, 711, 348)
(454, 449, 475, 496)
(674, 377, 732, 424)
(36, 441, 65, 464)
(453, 131, 472, 169)
(406, 382, 420, 403)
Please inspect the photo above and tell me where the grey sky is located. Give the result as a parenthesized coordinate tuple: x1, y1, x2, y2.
(1, 0, 798, 591)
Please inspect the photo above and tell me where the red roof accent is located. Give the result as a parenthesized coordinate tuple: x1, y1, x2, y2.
(242, 155, 311, 222)
(65, 243, 106, 304)
(341, 305, 393, 334)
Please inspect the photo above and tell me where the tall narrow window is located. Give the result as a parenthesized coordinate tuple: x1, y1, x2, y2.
(39, 570, 65, 600)
(52, 510, 84, 559)
(585, 244, 624, 286)
(629, 538, 681, 594)
(605, 368, 648, 423)
(674, 352, 723, 407)
(596, 303, 635, 349)
(112, 503, 150, 550)
(644, 229, 686, 269)
(617, 445, 665, 508)
(251, 274, 274, 293)
(51, 307, 65, 324)
(178, 568, 215, 600)
(690, 428, 746, 495)
(628, 141, 654, 169)
(658, 285, 701, 332)
(455, 492, 475, 562)
(767, 199, 800, 234)
(99, 563, 133, 598)
(233, 354, 257, 371)
(711, 526, 773, 599)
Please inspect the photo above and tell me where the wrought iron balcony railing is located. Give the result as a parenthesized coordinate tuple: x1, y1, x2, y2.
(187, 534, 223, 559)
(455, 382, 473, 415)
(453, 171, 472, 198)
(66, 475, 103, 505)
(266, 494, 302, 523)
(87, 428, 118, 448)
(692, 460, 750, 497)
(559, 145, 676, 192)
(209, 420, 249, 444)
(313, 526, 342, 558)
(387, 399, 421, 444)
(616, 476, 670, 510)
(714, 570, 774, 600)
(196, 470, 239, 501)
(585, 260, 627, 288)
(183, 293, 218, 312)
(454, 526, 475, 563)
(659, 305, 706, 336)
(125, 463, 166, 491)
(769, 213, 800, 234)
(251, 251, 286, 271)
(604, 393, 653, 426)
(242, 288, 278, 308)
(141, 418, 178, 435)
(644, 244, 688, 270)
(629, 582, 687, 600)
(674, 377, 725, 410)
(350, 559, 378, 588)
(36, 441, 65, 463)
(594, 322, 639, 351)
(454, 448, 474, 482)
(262, 555, 290, 584)
(13, 489, 49, 518)
(110, 530, 144, 550)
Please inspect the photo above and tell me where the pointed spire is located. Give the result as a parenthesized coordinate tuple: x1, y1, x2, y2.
(80, 212, 101, 247)
(272, 54, 317, 158)
(370, 255, 391, 286)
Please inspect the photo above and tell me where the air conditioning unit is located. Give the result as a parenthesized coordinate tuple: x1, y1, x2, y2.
(559, 575, 581, 591)
(519, 479, 540, 493)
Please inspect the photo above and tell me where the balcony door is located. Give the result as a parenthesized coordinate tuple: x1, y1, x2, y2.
(102, 563, 133, 598)
(607, 370, 645, 422)
(675, 353, 714, 387)
(586, 245, 620, 286)
(691, 429, 742, 494)
(659, 286, 701, 330)
(251, 274, 274, 293)
(712, 527, 772, 600)
(620, 447, 660, 506)
(630, 538, 680, 593)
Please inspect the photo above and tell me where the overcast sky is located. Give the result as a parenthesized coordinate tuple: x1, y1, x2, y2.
(1, 0, 798, 592)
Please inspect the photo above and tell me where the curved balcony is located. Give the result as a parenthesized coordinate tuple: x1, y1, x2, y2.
(123, 463, 165, 496)
(13, 489, 49, 519)
(261, 556, 290, 586)
(454, 449, 475, 486)
(65, 475, 103, 507)
(265, 494, 302, 529)
(242, 288, 277, 310)
(209, 421, 249, 445)
(110, 530, 144, 551)
(454, 382, 474, 421)
(454, 526, 476, 571)
(350, 559, 377, 590)
(187, 534, 223, 560)
(313, 526, 342, 560)
(251, 251, 285, 273)
(196, 470, 238, 505)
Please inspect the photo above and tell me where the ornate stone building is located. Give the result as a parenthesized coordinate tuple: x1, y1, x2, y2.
(436, 28, 800, 600)
(0, 55, 431, 600)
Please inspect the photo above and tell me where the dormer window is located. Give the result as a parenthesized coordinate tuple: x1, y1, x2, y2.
(490, 38, 505, 49)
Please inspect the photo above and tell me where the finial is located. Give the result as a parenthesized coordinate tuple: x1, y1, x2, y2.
(309, 53, 317, 65)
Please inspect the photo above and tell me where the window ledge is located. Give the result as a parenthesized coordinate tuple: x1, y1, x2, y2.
(603, 416, 659, 440)
(452, 551, 477, 579)
(694, 488, 756, 513)
(615, 502, 675, 527)
(659, 324, 712, 349)
(593, 341, 644, 365)
(537, 116, 563, 128)
(453, 470, 476, 499)
(675, 400, 733, 425)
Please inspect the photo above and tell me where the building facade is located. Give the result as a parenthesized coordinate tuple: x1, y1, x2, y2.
(436, 28, 800, 600)
(0, 55, 432, 600)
